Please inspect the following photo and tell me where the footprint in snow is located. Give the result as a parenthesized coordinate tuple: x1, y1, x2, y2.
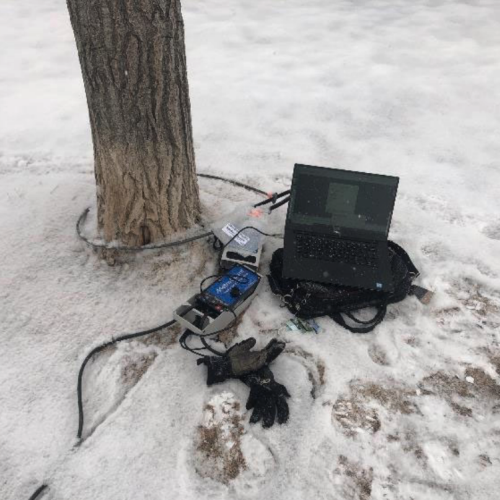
(332, 455, 374, 500)
(193, 391, 276, 492)
(368, 342, 390, 366)
(331, 379, 421, 437)
(81, 342, 158, 440)
(285, 345, 326, 399)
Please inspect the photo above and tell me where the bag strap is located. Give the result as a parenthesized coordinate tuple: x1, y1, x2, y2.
(330, 304, 387, 334)
(388, 241, 419, 278)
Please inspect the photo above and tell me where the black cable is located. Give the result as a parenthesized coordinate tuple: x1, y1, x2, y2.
(78, 226, 276, 437)
(199, 274, 221, 294)
(179, 330, 207, 356)
(28, 484, 47, 500)
(77, 318, 176, 439)
(77, 173, 271, 252)
(268, 196, 290, 212)
(253, 189, 290, 208)
(344, 310, 384, 325)
(197, 172, 267, 196)
(180, 330, 225, 356)
(76, 208, 213, 252)
(30, 174, 278, 497)
(179, 312, 229, 357)
(179, 330, 225, 357)
(31, 313, 221, 499)
(201, 337, 226, 356)
(222, 225, 283, 249)
(180, 306, 240, 340)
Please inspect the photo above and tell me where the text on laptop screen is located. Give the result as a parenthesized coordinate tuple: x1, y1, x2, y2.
(289, 167, 398, 237)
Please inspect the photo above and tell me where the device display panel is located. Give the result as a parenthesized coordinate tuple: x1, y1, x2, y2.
(289, 166, 398, 237)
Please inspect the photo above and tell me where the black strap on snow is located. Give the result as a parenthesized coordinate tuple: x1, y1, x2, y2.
(388, 241, 419, 279)
(330, 305, 387, 334)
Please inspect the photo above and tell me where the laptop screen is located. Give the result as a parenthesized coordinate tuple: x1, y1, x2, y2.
(289, 165, 399, 237)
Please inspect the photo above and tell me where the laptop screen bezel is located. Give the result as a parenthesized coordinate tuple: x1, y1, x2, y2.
(286, 164, 399, 241)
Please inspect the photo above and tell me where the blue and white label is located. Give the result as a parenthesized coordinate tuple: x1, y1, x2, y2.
(206, 266, 259, 307)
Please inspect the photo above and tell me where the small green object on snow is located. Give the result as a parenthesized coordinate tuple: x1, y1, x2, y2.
(285, 317, 320, 334)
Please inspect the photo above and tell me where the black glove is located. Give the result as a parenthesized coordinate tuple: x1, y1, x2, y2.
(240, 366, 290, 428)
(197, 337, 285, 386)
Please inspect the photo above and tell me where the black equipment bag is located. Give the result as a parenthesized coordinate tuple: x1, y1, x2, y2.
(268, 242, 421, 333)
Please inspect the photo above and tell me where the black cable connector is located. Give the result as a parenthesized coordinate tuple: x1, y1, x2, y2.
(253, 189, 290, 208)
(268, 196, 290, 212)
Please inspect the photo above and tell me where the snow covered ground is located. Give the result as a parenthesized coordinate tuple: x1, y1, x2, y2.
(1, 0, 500, 498)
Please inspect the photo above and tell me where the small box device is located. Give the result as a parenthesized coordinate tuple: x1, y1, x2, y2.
(174, 265, 263, 335)
(220, 245, 263, 271)
(218, 223, 264, 271)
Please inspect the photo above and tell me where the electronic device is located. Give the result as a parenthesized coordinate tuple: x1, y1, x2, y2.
(174, 265, 263, 335)
(216, 223, 264, 271)
(283, 164, 399, 291)
(220, 244, 263, 271)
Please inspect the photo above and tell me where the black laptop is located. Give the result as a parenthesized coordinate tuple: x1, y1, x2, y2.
(283, 164, 399, 292)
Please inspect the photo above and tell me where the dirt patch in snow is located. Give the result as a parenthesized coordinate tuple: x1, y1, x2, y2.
(419, 366, 500, 418)
(357, 382, 420, 415)
(449, 401, 473, 417)
(445, 279, 500, 329)
(287, 346, 326, 399)
(478, 454, 492, 468)
(457, 280, 500, 318)
(216, 315, 244, 346)
(194, 394, 247, 484)
(332, 397, 381, 437)
(463, 367, 500, 398)
(141, 321, 182, 349)
(433, 306, 462, 326)
(333, 455, 374, 500)
(489, 355, 500, 376)
(420, 371, 474, 399)
(121, 351, 157, 386)
(434, 280, 500, 330)
(332, 380, 420, 437)
(421, 367, 500, 399)
(368, 343, 390, 366)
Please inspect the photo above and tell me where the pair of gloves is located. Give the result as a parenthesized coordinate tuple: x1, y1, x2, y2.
(197, 337, 290, 428)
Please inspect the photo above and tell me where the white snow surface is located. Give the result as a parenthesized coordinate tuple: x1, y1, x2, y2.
(1, 0, 500, 499)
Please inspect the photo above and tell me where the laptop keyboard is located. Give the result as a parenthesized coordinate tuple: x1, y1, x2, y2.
(296, 234, 378, 268)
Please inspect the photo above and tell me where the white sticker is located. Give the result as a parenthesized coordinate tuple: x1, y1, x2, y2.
(221, 223, 250, 246)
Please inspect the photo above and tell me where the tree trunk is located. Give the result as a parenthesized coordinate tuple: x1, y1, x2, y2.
(67, 0, 200, 246)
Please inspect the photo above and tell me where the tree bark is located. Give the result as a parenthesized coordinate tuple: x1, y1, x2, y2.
(67, 0, 200, 246)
